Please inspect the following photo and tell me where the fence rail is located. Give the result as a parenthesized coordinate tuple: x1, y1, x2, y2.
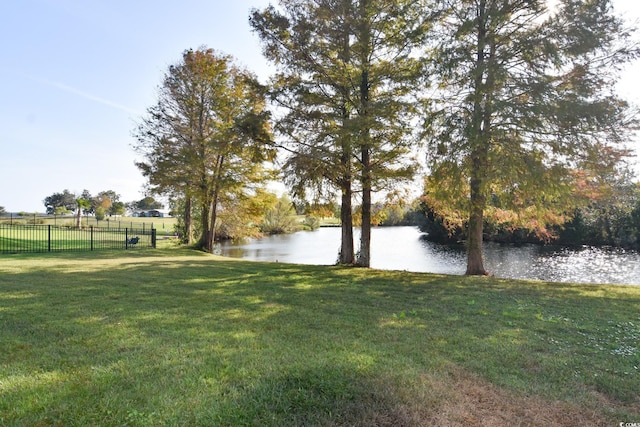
(0, 224, 156, 253)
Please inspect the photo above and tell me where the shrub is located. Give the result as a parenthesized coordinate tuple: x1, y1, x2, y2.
(260, 196, 299, 235)
(302, 215, 320, 230)
(95, 206, 107, 221)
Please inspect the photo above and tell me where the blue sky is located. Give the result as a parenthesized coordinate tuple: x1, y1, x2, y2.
(1, 0, 639, 213)
(0, 0, 271, 212)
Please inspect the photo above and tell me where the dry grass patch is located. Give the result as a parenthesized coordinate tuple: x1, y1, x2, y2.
(317, 366, 617, 427)
(423, 366, 612, 427)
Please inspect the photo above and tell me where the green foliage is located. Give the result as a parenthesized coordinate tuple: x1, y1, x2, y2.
(260, 195, 300, 235)
(375, 192, 426, 227)
(424, 0, 639, 274)
(557, 181, 640, 249)
(216, 189, 278, 240)
(301, 215, 321, 231)
(251, 0, 426, 266)
(85, 190, 124, 217)
(133, 48, 275, 251)
(171, 188, 282, 241)
(76, 198, 91, 210)
(419, 179, 640, 249)
(43, 189, 77, 214)
(171, 198, 203, 244)
(75, 198, 92, 228)
(94, 206, 106, 221)
(305, 201, 338, 220)
(109, 201, 126, 216)
(53, 206, 70, 216)
(133, 196, 163, 211)
(43, 190, 124, 218)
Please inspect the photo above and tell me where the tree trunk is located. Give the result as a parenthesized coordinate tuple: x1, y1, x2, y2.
(205, 185, 221, 253)
(339, 88, 354, 265)
(340, 185, 355, 265)
(184, 196, 194, 244)
(465, 0, 489, 276)
(204, 156, 224, 253)
(198, 200, 210, 250)
(205, 200, 216, 253)
(358, 145, 372, 267)
(466, 172, 488, 275)
(356, 3, 371, 266)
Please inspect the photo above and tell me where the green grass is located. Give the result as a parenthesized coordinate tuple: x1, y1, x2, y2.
(0, 226, 155, 252)
(1, 247, 638, 426)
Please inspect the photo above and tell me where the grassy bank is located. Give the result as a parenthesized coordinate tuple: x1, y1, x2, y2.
(0, 248, 638, 426)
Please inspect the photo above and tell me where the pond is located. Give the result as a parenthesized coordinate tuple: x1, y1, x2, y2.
(216, 226, 640, 286)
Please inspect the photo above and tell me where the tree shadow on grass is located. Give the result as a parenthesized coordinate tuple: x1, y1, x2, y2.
(210, 363, 427, 427)
(2, 252, 640, 424)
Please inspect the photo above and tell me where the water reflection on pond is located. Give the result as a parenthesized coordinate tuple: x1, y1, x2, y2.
(216, 226, 640, 286)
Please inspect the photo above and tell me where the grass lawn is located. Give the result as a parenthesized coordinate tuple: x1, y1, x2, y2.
(0, 227, 155, 253)
(0, 246, 638, 426)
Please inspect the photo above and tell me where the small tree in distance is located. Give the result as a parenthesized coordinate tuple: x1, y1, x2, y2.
(43, 190, 77, 215)
(134, 196, 164, 211)
(95, 206, 107, 221)
(75, 198, 91, 229)
(54, 206, 71, 216)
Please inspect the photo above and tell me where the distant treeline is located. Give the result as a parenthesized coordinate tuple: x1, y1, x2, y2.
(418, 191, 640, 250)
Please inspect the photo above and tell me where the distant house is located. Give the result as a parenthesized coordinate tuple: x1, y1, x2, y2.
(132, 209, 168, 218)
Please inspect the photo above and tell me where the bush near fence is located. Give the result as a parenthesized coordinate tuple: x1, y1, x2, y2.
(0, 224, 156, 253)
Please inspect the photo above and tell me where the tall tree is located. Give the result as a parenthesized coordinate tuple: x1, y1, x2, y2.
(251, 0, 358, 263)
(133, 196, 164, 211)
(109, 202, 126, 217)
(93, 190, 120, 215)
(43, 189, 77, 214)
(424, 0, 638, 275)
(75, 198, 91, 228)
(251, 0, 426, 266)
(134, 48, 274, 251)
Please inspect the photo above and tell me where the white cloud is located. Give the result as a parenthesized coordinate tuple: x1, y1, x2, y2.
(49, 81, 141, 116)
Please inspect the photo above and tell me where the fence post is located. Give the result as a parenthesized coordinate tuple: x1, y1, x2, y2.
(90, 226, 94, 251)
(125, 228, 129, 250)
(48, 225, 51, 252)
(151, 229, 157, 248)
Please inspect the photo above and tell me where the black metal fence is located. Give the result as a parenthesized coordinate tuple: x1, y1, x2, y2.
(0, 224, 156, 253)
(0, 213, 161, 232)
